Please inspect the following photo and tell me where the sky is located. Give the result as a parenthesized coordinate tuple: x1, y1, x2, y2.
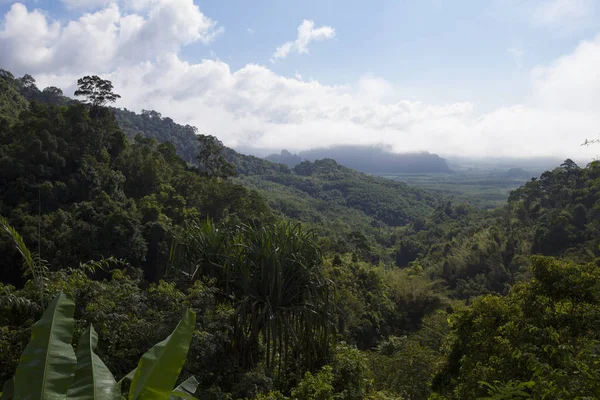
(0, 0, 599, 159)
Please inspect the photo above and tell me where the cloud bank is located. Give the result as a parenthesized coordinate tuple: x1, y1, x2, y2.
(0, 1, 598, 159)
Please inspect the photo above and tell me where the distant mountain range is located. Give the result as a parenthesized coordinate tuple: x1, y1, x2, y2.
(265, 146, 453, 174)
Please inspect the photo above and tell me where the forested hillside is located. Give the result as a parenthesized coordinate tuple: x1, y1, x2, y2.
(114, 108, 200, 163)
(0, 71, 271, 285)
(114, 105, 440, 264)
(0, 70, 28, 124)
(391, 159, 600, 300)
(114, 106, 438, 227)
(2, 69, 600, 399)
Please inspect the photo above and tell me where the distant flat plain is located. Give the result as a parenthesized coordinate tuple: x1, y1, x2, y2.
(377, 162, 553, 208)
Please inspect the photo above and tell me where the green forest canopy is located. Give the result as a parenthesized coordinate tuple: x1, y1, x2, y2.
(1, 70, 600, 399)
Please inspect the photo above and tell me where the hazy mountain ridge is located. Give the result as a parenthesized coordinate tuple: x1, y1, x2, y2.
(266, 146, 453, 173)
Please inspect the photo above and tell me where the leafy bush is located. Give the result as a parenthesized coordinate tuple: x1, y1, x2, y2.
(434, 257, 600, 399)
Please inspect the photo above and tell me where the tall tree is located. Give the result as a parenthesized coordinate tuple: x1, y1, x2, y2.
(196, 134, 237, 179)
(18, 74, 37, 90)
(74, 76, 121, 108)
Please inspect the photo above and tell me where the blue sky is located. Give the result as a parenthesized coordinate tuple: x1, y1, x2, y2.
(141, 0, 597, 108)
(1, 0, 599, 158)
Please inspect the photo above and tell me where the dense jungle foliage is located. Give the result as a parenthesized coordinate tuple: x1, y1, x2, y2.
(2, 70, 600, 399)
(113, 103, 440, 265)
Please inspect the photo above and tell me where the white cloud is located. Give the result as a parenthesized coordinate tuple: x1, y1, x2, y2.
(272, 42, 294, 62)
(0, 1, 222, 75)
(531, 34, 600, 112)
(94, 54, 595, 159)
(270, 20, 335, 63)
(246, 27, 254, 35)
(357, 75, 396, 102)
(1, 2, 599, 160)
(533, 0, 594, 26)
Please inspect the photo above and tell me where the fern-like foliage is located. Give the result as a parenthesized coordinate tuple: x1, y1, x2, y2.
(0, 285, 40, 314)
(478, 380, 534, 399)
(76, 256, 131, 275)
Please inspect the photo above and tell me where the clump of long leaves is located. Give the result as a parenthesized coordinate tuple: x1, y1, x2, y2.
(169, 218, 232, 282)
(170, 220, 334, 372)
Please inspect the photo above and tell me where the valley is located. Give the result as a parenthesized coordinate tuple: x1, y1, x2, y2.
(1, 69, 599, 400)
(377, 169, 536, 208)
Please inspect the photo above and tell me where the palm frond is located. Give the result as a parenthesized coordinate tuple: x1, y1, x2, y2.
(0, 215, 38, 279)
(0, 215, 48, 308)
(77, 256, 130, 274)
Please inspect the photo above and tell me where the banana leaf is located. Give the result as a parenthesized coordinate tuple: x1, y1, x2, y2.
(67, 324, 120, 400)
(1, 377, 14, 400)
(118, 369, 137, 386)
(13, 292, 77, 400)
(169, 376, 199, 400)
(129, 310, 196, 400)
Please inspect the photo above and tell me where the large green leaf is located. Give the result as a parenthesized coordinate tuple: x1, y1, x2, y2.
(1, 377, 14, 400)
(14, 291, 77, 400)
(66, 324, 120, 400)
(129, 310, 196, 400)
(169, 376, 199, 400)
(116, 368, 136, 396)
(117, 368, 137, 386)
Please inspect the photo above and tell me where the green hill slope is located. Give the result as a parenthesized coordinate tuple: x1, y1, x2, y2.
(394, 158, 600, 299)
(0, 70, 29, 124)
(1, 70, 439, 264)
(113, 109, 440, 262)
(0, 73, 271, 284)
